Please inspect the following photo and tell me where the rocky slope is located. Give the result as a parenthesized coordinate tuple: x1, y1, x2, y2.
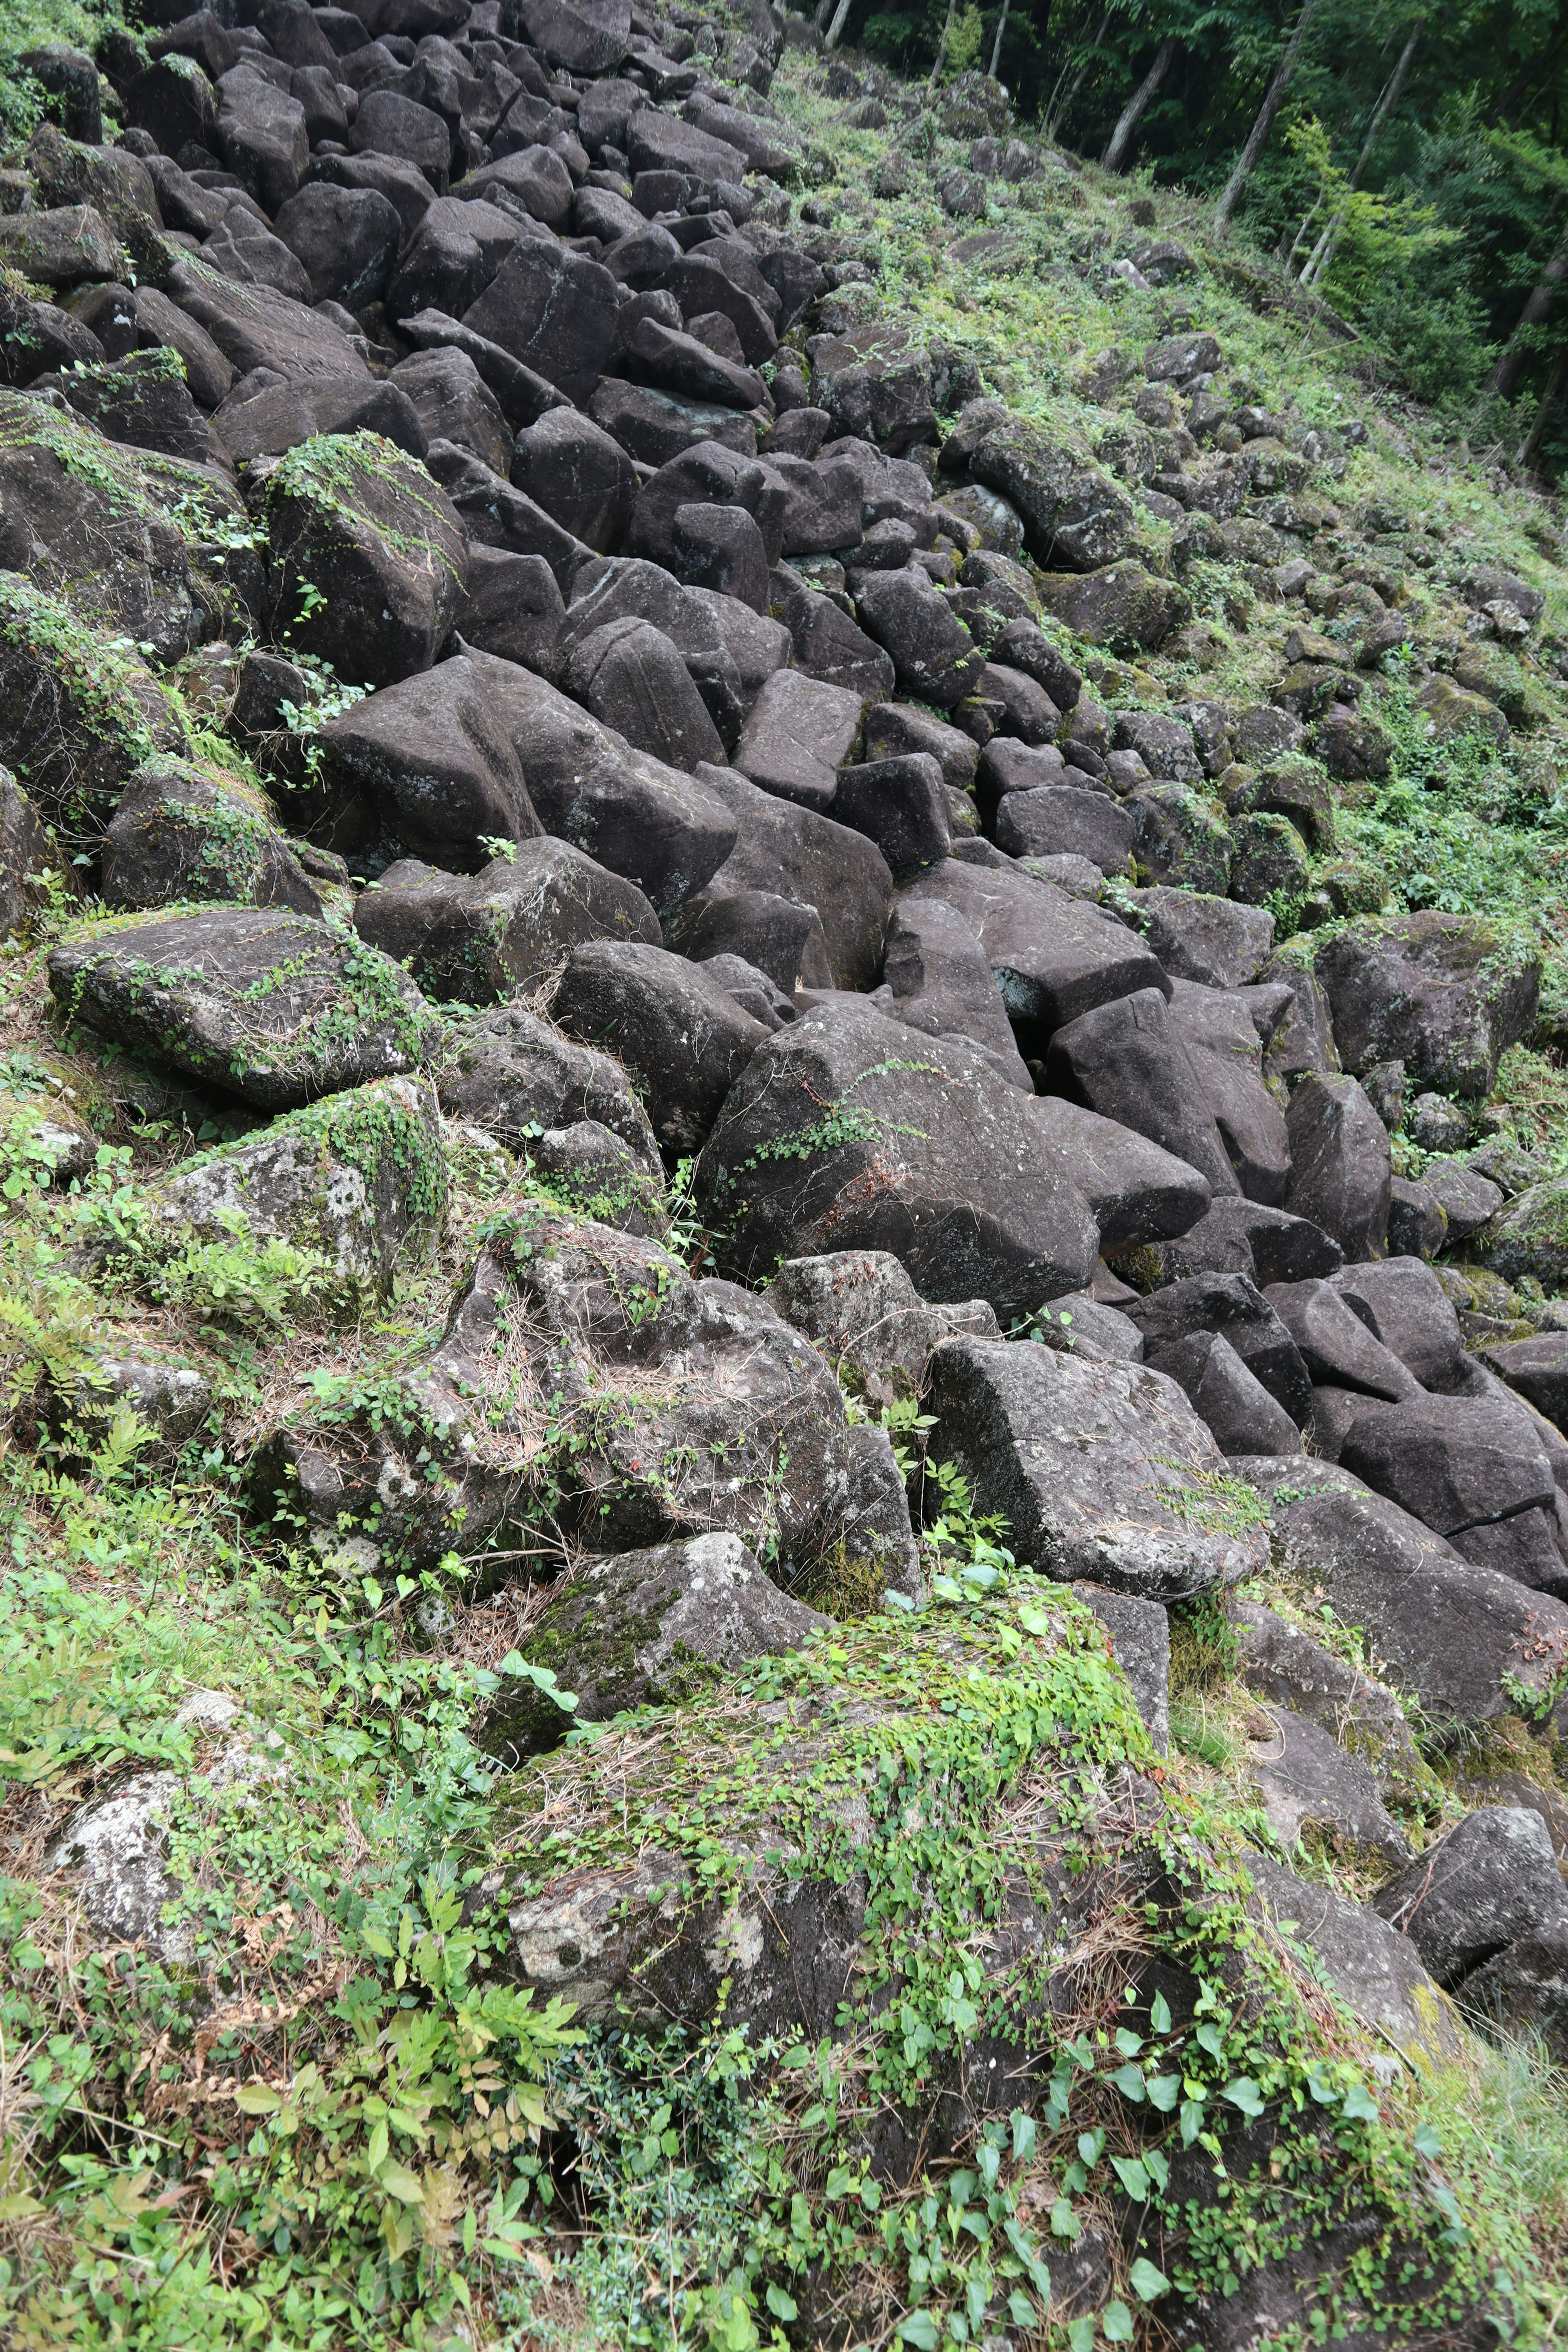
(4, 2, 1568, 2345)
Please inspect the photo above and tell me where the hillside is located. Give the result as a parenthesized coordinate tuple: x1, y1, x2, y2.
(4, 4, 1568, 2349)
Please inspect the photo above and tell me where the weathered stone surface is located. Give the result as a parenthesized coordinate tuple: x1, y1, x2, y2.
(1245, 1854, 1459, 2063)
(561, 617, 727, 773)
(872, 897, 1027, 1079)
(1475, 1177, 1568, 1295)
(100, 756, 323, 918)
(553, 940, 767, 1151)
(463, 242, 622, 405)
(1340, 1394, 1557, 1552)
(1034, 560, 1190, 653)
(928, 1336, 1270, 1598)
(853, 564, 984, 707)
(1373, 1807, 1568, 1989)
(168, 256, 372, 384)
(1329, 1258, 1468, 1392)
(254, 1204, 851, 1576)
(1284, 1074, 1390, 1263)
(1145, 1329, 1300, 1457)
(1124, 1273, 1312, 1425)
(1481, 1332, 1568, 1433)
(837, 1420, 924, 1601)
(690, 765, 894, 992)
(49, 909, 437, 1113)
(0, 575, 185, 845)
(732, 669, 864, 810)
(1234, 1599, 1426, 1805)
(488, 1532, 827, 1756)
(1151, 1198, 1343, 1288)
(1031, 1096, 1214, 1251)
(766, 1248, 999, 1405)
(959, 408, 1135, 571)
(1314, 913, 1540, 1102)
(273, 181, 403, 310)
(1243, 1707, 1411, 1867)
(696, 1002, 1098, 1319)
(354, 842, 659, 1003)
(1263, 1279, 1422, 1402)
(1046, 987, 1238, 1200)
(436, 1002, 659, 1167)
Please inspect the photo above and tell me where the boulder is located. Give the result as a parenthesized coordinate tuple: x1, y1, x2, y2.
(1481, 1332, 1568, 1434)
(1165, 978, 1291, 1205)
(807, 322, 937, 454)
(731, 669, 863, 809)
(1340, 1395, 1558, 1559)
(1373, 1808, 1568, 1989)
(436, 1001, 659, 1167)
(1245, 1854, 1458, 2064)
(927, 1336, 1270, 1598)
(390, 348, 511, 474)
(958, 410, 1134, 571)
(99, 755, 323, 918)
(1145, 1330, 1300, 1457)
(1123, 1273, 1312, 1425)
(562, 557, 749, 739)
(168, 255, 373, 384)
(1263, 1280, 1422, 1402)
(215, 376, 429, 465)
(552, 939, 767, 1150)
(1329, 1258, 1467, 1392)
(1475, 1177, 1568, 1295)
(675, 893, 831, 995)
(487, 1532, 827, 1757)
(994, 785, 1135, 876)
(1283, 1074, 1390, 1263)
(254, 1203, 851, 1575)
(768, 564, 896, 699)
(695, 1002, 1098, 1319)
(1151, 1197, 1343, 1288)
(690, 765, 894, 992)
(1314, 914, 1540, 1102)
(1046, 987, 1238, 1200)
(0, 574, 185, 846)
(1243, 1707, 1411, 1867)
(1233, 1599, 1426, 1806)
(511, 405, 640, 554)
(456, 546, 565, 674)
(272, 182, 403, 309)
(354, 842, 659, 1003)
(1031, 1097, 1214, 1251)
(49, 908, 437, 1112)
(262, 431, 466, 688)
(832, 754, 952, 879)
(872, 897, 1028, 1080)
(852, 565, 984, 708)
(561, 617, 726, 772)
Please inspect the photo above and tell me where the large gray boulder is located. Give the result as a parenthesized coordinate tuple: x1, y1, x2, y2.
(435, 1001, 659, 1169)
(927, 1335, 1271, 1598)
(695, 1003, 1098, 1320)
(1245, 1855, 1459, 2064)
(353, 843, 661, 1003)
(766, 1248, 999, 1404)
(1030, 1097, 1213, 1250)
(552, 940, 768, 1151)
(1314, 913, 1540, 1102)
(1372, 1807, 1568, 1988)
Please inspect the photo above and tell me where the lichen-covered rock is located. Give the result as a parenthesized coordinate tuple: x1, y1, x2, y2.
(1233, 1598, 1428, 1805)
(958, 408, 1135, 571)
(99, 755, 325, 916)
(49, 909, 438, 1112)
(435, 1000, 661, 1168)
(766, 1248, 1000, 1403)
(695, 1001, 1099, 1320)
(928, 1335, 1271, 1599)
(353, 842, 661, 1004)
(1314, 912, 1541, 1102)
(252, 1203, 852, 1577)
(1034, 559, 1190, 651)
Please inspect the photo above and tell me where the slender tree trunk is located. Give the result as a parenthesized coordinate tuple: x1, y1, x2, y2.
(1045, 6, 1113, 142)
(1213, 0, 1320, 232)
(987, 0, 1011, 80)
(1102, 33, 1177, 169)
(1485, 230, 1568, 401)
(812, 0, 834, 32)
(1299, 19, 1421, 287)
(929, 0, 959, 82)
(1516, 343, 1568, 467)
(824, 0, 852, 47)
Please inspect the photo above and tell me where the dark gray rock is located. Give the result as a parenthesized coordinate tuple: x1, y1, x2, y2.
(852, 564, 984, 708)
(589, 374, 759, 468)
(1314, 913, 1541, 1102)
(215, 374, 429, 466)
(731, 669, 863, 810)
(217, 66, 310, 213)
(512, 405, 640, 554)
(833, 754, 952, 879)
(99, 756, 323, 918)
(1031, 1096, 1213, 1251)
(529, 1118, 670, 1238)
(456, 546, 566, 675)
(273, 181, 402, 309)
(1244, 1708, 1411, 1867)
(390, 347, 511, 473)
(553, 939, 767, 1151)
(768, 563, 896, 700)
(671, 503, 770, 610)
(688, 764, 894, 992)
(1423, 1159, 1503, 1243)
(1341, 1394, 1557, 1554)
(49, 909, 436, 1112)
(865, 702, 980, 793)
(1330, 1258, 1468, 1392)
(462, 241, 619, 403)
(994, 784, 1135, 876)
(1233, 1599, 1426, 1805)
(765, 1248, 999, 1406)
(561, 617, 727, 773)
(1150, 1197, 1343, 1288)
(927, 1336, 1270, 1598)
(873, 898, 1028, 1081)
(436, 1000, 659, 1167)
(1283, 1074, 1390, 1263)
(1046, 987, 1238, 1200)
(1263, 1280, 1422, 1401)
(563, 558, 748, 743)
(1124, 1273, 1312, 1425)
(837, 1422, 923, 1602)
(1373, 1808, 1568, 1988)
(1258, 957, 1340, 1090)
(1146, 1330, 1300, 1456)
(1482, 1332, 1568, 1434)
(1071, 1582, 1169, 1750)
(1245, 1854, 1459, 2063)
(1475, 1176, 1568, 1296)
(958, 406, 1134, 571)
(486, 1532, 826, 1756)
(1166, 977, 1291, 1206)
(675, 892, 831, 996)
(1387, 1176, 1447, 1262)
(696, 1003, 1098, 1319)
(1461, 1930, 1568, 2060)
(628, 441, 784, 571)
(203, 208, 314, 306)
(354, 842, 660, 1004)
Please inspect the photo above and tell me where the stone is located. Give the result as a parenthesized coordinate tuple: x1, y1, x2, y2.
(354, 843, 659, 1004)
(864, 703, 980, 793)
(1461, 1931, 1568, 2060)
(561, 558, 747, 742)
(1481, 1332, 1568, 1434)
(216, 68, 310, 213)
(0, 771, 59, 941)
(399, 307, 568, 431)
(696, 1003, 1098, 1320)
(0, 205, 125, 289)
(561, 618, 726, 773)
(1031, 1097, 1214, 1252)
(99, 755, 323, 918)
(808, 323, 937, 454)
(1284, 1075, 1390, 1263)
(1071, 1583, 1169, 1750)
(1126, 782, 1232, 895)
(553, 939, 768, 1151)
(671, 505, 770, 610)
(1475, 1177, 1568, 1296)
(589, 375, 759, 467)
(1236, 1455, 1568, 1738)
(766, 1249, 999, 1407)
(310, 653, 542, 873)
(1046, 987, 1238, 1200)
(203, 208, 313, 305)
(436, 1001, 659, 1167)
(272, 181, 402, 310)
(1229, 811, 1310, 919)
(1145, 1330, 1300, 1456)
(1233, 1599, 1426, 1805)
(927, 1336, 1270, 1599)
(1131, 886, 1274, 988)
(1166, 978, 1291, 1206)
(128, 1074, 445, 1320)
(390, 349, 510, 474)
(902, 853, 1169, 1054)
(462, 243, 620, 404)
(1314, 914, 1541, 1102)
(1340, 1395, 1557, 1558)
(487, 1532, 826, 1757)
(690, 764, 894, 992)
(1423, 1160, 1503, 1243)
(1329, 1258, 1468, 1392)
(168, 255, 372, 385)
(1244, 1707, 1411, 1867)
(1124, 1273, 1312, 1425)
(768, 565, 895, 700)
(1417, 671, 1510, 749)
(836, 1422, 924, 1603)
(1262, 1280, 1422, 1402)
(958, 408, 1134, 571)
(872, 898, 1027, 1079)
(676, 893, 831, 996)
(49, 909, 437, 1113)
(1150, 1197, 1343, 1289)
(383, 197, 535, 325)
(526, 1119, 669, 1241)
(1387, 1177, 1448, 1262)
(732, 669, 863, 810)
(0, 576, 185, 848)
(511, 405, 639, 554)
(1373, 1807, 1568, 1989)
(832, 755, 952, 879)
(852, 565, 984, 708)
(994, 785, 1135, 876)
(0, 281, 106, 388)
(629, 441, 785, 573)
(1034, 561, 1190, 654)
(1245, 1855, 1458, 2064)
(254, 1204, 851, 1576)
(424, 441, 595, 592)
(261, 432, 466, 689)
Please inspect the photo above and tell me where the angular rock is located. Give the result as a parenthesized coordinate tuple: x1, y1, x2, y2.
(100, 755, 323, 918)
(437, 1000, 658, 1167)
(769, 564, 895, 700)
(928, 1336, 1270, 1599)
(766, 1248, 998, 1408)
(1150, 1197, 1343, 1289)
(511, 405, 639, 554)
(1330, 1258, 1468, 1393)
(488, 1532, 826, 1757)
(49, 909, 437, 1112)
(688, 765, 893, 992)
(1373, 1808, 1568, 1989)
(167, 254, 373, 383)
(994, 785, 1135, 876)
(273, 181, 403, 309)
(1244, 1708, 1411, 1868)
(1047, 987, 1238, 1200)
(552, 938, 767, 1150)
(0, 575, 184, 846)
(1145, 1330, 1300, 1457)
(354, 842, 659, 1004)
(1166, 978, 1291, 1205)
(1481, 1332, 1568, 1434)
(390, 348, 511, 474)
(697, 1003, 1098, 1319)
(1475, 1177, 1568, 1296)
(959, 409, 1134, 572)
(1314, 913, 1540, 1102)
(833, 754, 951, 879)
(1031, 1097, 1213, 1252)
(1133, 886, 1274, 988)
(463, 242, 621, 404)
(834, 1421, 924, 1603)
(852, 565, 984, 708)
(1263, 1280, 1422, 1402)
(1340, 1395, 1557, 1554)
(1284, 1074, 1390, 1263)
(214, 375, 428, 465)
(1245, 1854, 1458, 2064)
(873, 898, 1026, 1078)
(561, 617, 726, 773)
(1124, 1273, 1312, 1425)
(1234, 1599, 1426, 1806)
(732, 669, 863, 809)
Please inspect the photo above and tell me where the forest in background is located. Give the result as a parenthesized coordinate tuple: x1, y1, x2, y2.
(811, 0, 1568, 473)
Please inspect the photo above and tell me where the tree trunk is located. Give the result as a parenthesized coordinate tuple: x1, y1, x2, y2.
(1045, 6, 1112, 142)
(987, 0, 1011, 80)
(1102, 33, 1177, 170)
(1213, 0, 1321, 232)
(929, 0, 959, 83)
(1299, 20, 1421, 287)
(1516, 344, 1568, 468)
(824, 0, 852, 47)
(1485, 229, 1568, 401)
(812, 0, 835, 31)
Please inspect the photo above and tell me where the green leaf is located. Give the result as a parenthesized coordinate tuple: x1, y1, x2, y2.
(1222, 2077, 1265, 2120)
(1150, 1990, 1173, 2034)
(1413, 2123, 1443, 2160)
(1066, 2318, 1096, 2352)
(766, 2284, 799, 2321)
(234, 2083, 281, 2115)
(1007, 2291, 1038, 2327)
(1146, 2073, 1181, 2112)
(1111, 2063, 1146, 2101)
(1341, 2081, 1380, 2122)
(1179, 2100, 1206, 2146)
(1102, 2299, 1135, 2343)
(897, 2314, 940, 2350)
(1110, 2155, 1150, 2199)
(1050, 2196, 1080, 2240)
(377, 2161, 426, 2205)
(1129, 2257, 1170, 2302)
(1011, 2109, 1036, 2164)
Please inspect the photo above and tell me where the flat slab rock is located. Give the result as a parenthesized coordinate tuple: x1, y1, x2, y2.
(1243, 1705, 1411, 1867)
(1245, 1852, 1459, 2064)
(927, 1335, 1271, 1599)
(48, 909, 438, 1112)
